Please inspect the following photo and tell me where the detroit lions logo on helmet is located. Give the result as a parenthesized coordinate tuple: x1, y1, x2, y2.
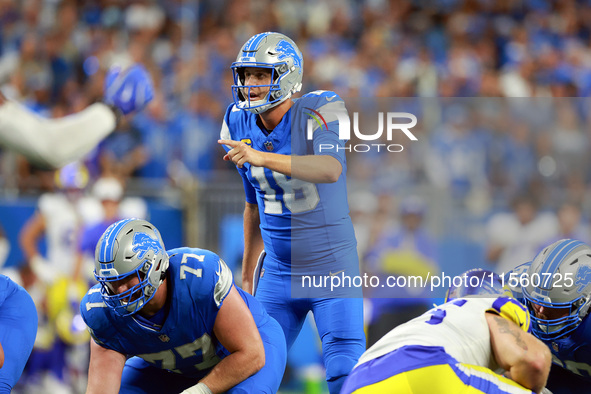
(575, 265, 591, 293)
(275, 40, 302, 73)
(132, 232, 163, 260)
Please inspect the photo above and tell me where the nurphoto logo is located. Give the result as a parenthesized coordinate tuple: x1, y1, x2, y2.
(305, 109, 418, 153)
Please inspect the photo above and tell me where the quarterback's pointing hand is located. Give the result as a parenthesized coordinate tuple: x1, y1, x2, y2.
(219, 139, 266, 168)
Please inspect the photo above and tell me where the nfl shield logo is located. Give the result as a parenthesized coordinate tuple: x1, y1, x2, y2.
(264, 141, 274, 151)
(552, 342, 559, 352)
(159, 334, 170, 342)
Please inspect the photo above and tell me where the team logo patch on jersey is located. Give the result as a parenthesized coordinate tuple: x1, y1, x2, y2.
(264, 141, 274, 151)
(575, 265, 591, 292)
(240, 138, 252, 146)
(552, 342, 559, 352)
(132, 232, 163, 260)
(159, 334, 170, 342)
(275, 40, 302, 73)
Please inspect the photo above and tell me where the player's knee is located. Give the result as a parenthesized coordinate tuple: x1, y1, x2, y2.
(325, 354, 356, 382)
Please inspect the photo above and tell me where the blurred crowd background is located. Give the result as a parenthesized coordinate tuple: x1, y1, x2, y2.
(1, 0, 591, 393)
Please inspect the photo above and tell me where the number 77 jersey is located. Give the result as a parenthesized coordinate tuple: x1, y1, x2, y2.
(220, 91, 358, 269)
(80, 247, 272, 379)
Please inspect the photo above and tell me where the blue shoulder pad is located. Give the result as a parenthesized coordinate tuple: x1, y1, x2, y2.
(80, 285, 116, 346)
(168, 247, 234, 308)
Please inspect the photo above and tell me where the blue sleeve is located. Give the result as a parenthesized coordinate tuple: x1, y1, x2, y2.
(313, 124, 346, 166)
(0, 275, 12, 306)
(240, 170, 257, 204)
(220, 104, 257, 204)
(301, 92, 348, 166)
(168, 248, 234, 330)
(220, 104, 235, 154)
(78, 226, 95, 254)
(80, 288, 121, 352)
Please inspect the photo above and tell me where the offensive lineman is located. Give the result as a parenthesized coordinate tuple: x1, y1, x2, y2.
(81, 218, 286, 393)
(510, 239, 591, 394)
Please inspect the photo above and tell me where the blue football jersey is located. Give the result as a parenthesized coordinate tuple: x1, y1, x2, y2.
(548, 317, 591, 381)
(80, 247, 271, 379)
(220, 91, 357, 271)
(0, 274, 20, 306)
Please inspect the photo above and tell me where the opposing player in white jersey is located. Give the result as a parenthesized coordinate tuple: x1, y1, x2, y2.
(341, 269, 552, 394)
(0, 64, 153, 169)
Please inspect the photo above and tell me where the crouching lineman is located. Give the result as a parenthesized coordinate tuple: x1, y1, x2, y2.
(80, 218, 286, 394)
(517, 239, 591, 394)
(341, 269, 551, 394)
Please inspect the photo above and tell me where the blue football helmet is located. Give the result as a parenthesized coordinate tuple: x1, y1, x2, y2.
(94, 218, 169, 316)
(231, 32, 303, 114)
(445, 268, 512, 302)
(522, 239, 591, 340)
(104, 63, 154, 115)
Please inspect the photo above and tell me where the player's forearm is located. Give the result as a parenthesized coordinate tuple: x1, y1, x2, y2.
(507, 346, 551, 393)
(18, 216, 43, 261)
(487, 313, 551, 393)
(199, 347, 264, 393)
(0, 101, 116, 169)
(87, 341, 125, 394)
(242, 203, 263, 292)
(294, 154, 342, 183)
(260, 152, 342, 183)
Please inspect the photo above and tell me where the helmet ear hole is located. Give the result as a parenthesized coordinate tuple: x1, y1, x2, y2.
(578, 298, 590, 317)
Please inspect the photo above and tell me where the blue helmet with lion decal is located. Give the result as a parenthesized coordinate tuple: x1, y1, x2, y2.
(94, 218, 169, 316)
(231, 32, 303, 114)
(522, 239, 591, 340)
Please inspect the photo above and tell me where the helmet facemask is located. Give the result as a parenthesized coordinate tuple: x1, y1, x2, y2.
(524, 288, 587, 340)
(96, 260, 159, 316)
(231, 63, 293, 114)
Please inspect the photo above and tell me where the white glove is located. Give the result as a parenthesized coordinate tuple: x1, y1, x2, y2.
(180, 382, 213, 394)
(540, 388, 553, 394)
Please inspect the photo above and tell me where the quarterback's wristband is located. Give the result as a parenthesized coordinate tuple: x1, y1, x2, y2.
(181, 382, 213, 394)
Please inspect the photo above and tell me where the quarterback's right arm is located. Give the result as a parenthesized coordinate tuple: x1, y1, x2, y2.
(87, 339, 126, 394)
(486, 312, 551, 393)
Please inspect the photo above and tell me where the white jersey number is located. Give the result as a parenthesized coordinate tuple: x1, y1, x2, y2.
(138, 333, 220, 372)
(250, 166, 319, 214)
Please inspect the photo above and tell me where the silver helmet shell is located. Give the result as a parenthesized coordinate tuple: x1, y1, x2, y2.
(94, 218, 169, 316)
(231, 32, 303, 114)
